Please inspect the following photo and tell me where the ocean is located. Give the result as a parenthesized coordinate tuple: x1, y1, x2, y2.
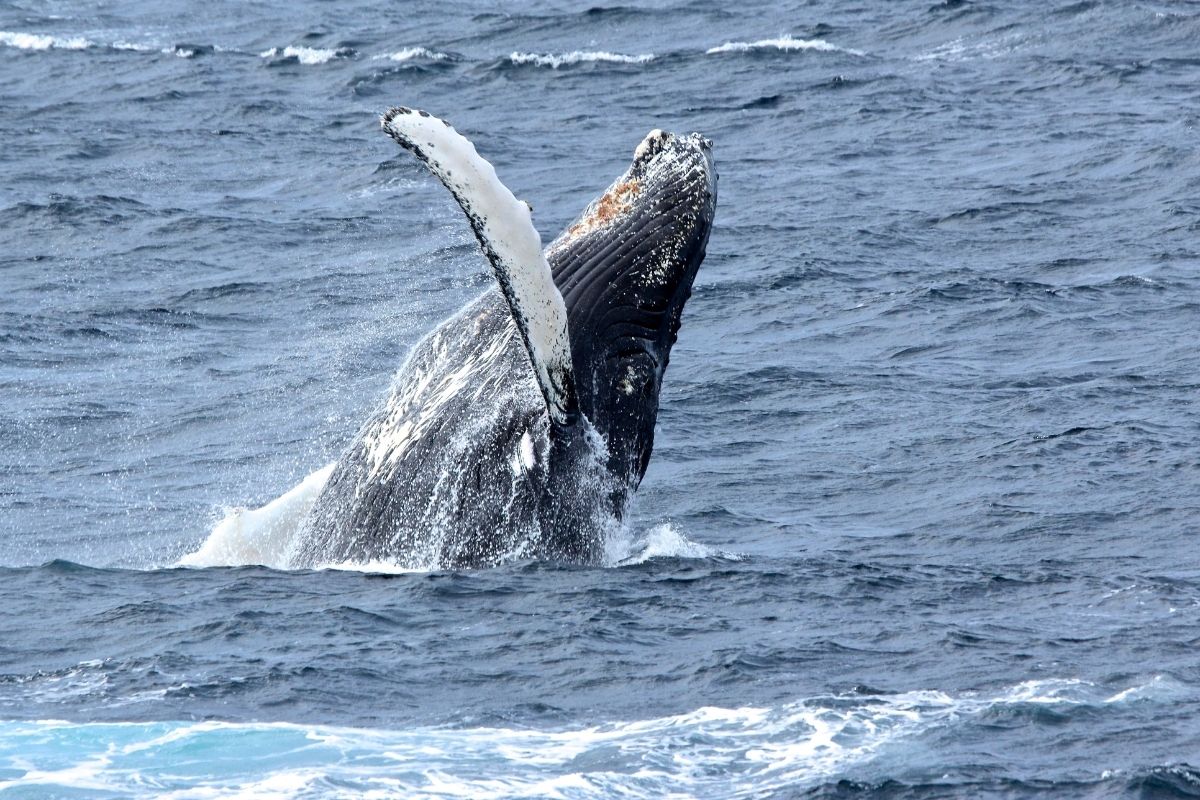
(2, 0, 1199, 796)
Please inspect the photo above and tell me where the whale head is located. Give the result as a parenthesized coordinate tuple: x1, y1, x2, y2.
(548, 129, 717, 490)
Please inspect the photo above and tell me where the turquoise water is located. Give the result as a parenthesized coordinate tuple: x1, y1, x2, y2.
(2, 679, 1186, 798)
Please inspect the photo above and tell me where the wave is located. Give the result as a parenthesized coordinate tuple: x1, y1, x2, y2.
(167, 43, 220, 59)
(259, 46, 352, 65)
(507, 50, 655, 68)
(706, 35, 864, 56)
(0, 678, 1175, 799)
(914, 32, 1027, 62)
(0, 30, 91, 50)
(2, 33, 866, 66)
(0, 30, 219, 57)
(0, 33, 433, 65)
(376, 46, 451, 62)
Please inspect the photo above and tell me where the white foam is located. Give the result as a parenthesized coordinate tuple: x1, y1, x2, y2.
(915, 38, 967, 62)
(113, 41, 158, 52)
(19, 662, 109, 703)
(0, 679, 1167, 798)
(609, 522, 741, 566)
(314, 559, 426, 574)
(376, 47, 449, 62)
(296, 520, 724, 575)
(259, 46, 346, 65)
(613, 522, 711, 564)
(1, 756, 116, 794)
(0, 30, 91, 50)
(177, 464, 334, 569)
(0, 31, 227, 56)
(1104, 675, 1173, 704)
(706, 35, 864, 57)
(997, 678, 1088, 704)
(155, 771, 319, 800)
(508, 50, 655, 68)
(914, 32, 1025, 62)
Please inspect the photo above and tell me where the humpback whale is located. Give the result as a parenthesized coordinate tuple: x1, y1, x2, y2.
(289, 108, 716, 569)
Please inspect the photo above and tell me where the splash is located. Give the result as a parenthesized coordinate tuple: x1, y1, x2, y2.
(177, 464, 334, 569)
(180, 472, 726, 571)
(609, 522, 735, 565)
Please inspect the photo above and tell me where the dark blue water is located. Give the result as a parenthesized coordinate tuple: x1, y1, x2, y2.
(3, 1, 1199, 796)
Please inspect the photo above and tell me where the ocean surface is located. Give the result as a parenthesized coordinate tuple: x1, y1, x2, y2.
(3, 0, 1199, 796)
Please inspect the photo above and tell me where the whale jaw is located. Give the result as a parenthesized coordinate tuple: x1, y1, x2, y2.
(548, 130, 717, 489)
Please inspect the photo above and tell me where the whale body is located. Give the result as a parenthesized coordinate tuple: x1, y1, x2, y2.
(287, 109, 717, 569)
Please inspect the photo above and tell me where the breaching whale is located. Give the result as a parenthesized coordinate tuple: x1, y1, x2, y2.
(283, 108, 716, 569)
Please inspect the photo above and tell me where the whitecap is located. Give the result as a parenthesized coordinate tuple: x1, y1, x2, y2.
(0, 30, 91, 51)
(259, 45, 349, 65)
(706, 34, 864, 57)
(112, 41, 158, 52)
(15, 662, 109, 703)
(1104, 675, 1177, 704)
(376, 46, 450, 62)
(508, 50, 655, 69)
(995, 677, 1090, 704)
(164, 45, 204, 59)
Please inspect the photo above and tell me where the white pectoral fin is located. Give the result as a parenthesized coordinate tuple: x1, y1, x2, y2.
(381, 107, 578, 426)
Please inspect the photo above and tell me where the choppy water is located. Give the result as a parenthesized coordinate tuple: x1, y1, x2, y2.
(3, 0, 1199, 797)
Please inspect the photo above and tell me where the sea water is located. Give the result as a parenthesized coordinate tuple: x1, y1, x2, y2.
(2, 0, 1199, 796)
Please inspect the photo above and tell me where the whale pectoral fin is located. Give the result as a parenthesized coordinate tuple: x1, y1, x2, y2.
(381, 107, 578, 427)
